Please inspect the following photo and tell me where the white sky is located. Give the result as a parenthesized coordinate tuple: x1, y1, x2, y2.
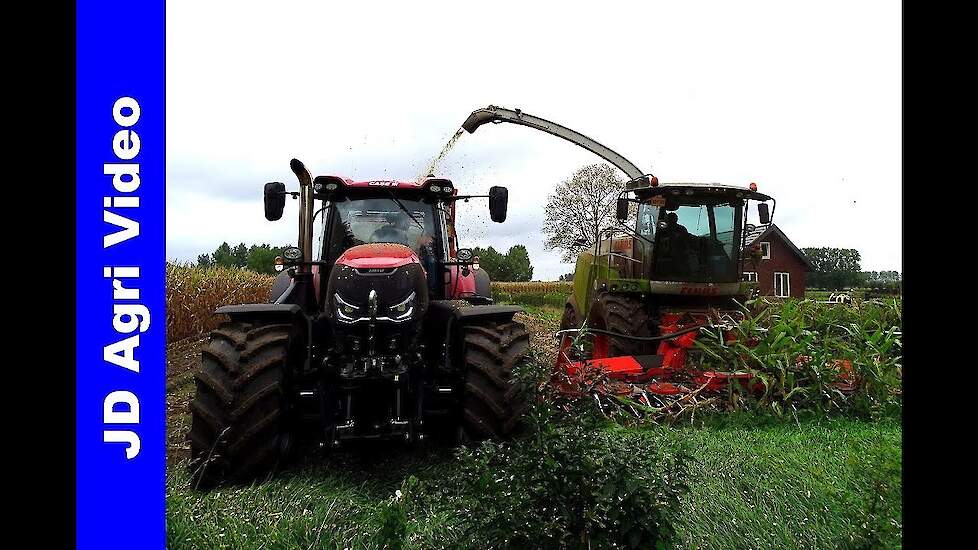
(166, 1, 901, 280)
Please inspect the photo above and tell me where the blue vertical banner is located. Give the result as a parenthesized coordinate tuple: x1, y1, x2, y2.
(76, 1, 165, 547)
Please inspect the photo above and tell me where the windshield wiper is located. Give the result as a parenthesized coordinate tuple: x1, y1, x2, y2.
(386, 191, 425, 231)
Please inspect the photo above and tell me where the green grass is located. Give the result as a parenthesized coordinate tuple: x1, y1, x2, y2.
(652, 415, 901, 549)
(167, 417, 900, 549)
(515, 303, 563, 322)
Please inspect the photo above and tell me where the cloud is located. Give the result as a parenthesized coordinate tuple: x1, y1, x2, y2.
(167, 1, 901, 278)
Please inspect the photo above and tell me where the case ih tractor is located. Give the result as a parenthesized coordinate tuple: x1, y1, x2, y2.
(189, 158, 529, 487)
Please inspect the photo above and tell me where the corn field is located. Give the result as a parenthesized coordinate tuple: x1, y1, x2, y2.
(166, 264, 276, 341)
(559, 296, 903, 422)
(692, 297, 903, 418)
(165, 264, 573, 341)
(165, 264, 902, 419)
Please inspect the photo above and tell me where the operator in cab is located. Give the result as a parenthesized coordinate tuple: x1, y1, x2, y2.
(370, 213, 435, 252)
(656, 211, 691, 276)
(369, 211, 439, 293)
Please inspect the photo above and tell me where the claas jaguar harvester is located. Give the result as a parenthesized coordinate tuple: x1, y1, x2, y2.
(189, 159, 529, 487)
(458, 106, 777, 397)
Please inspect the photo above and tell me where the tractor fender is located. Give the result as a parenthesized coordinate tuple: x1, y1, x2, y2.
(473, 268, 492, 300)
(424, 301, 524, 371)
(215, 303, 304, 318)
(214, 303, 313, 372)
(269, 270, 293, 303)
(423, 301, 523, 330)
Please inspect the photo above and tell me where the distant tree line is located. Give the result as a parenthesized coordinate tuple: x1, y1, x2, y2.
(471, 245, 534, 282)
(860, 270, 901, 291)
(197, 242, 292, 275)
(802, 247, 900, 291)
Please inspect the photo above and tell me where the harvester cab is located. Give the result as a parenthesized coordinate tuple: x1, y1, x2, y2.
(189, 157, 531, 488)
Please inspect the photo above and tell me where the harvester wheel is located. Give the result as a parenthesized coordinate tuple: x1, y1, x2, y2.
(460, 319, 530, 441)
(188, 319, 295, 489)
(588, 292, 655, 358)
(557, 303, 580, 361)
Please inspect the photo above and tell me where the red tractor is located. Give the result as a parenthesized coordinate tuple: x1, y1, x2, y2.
(189, 159, 529, 487)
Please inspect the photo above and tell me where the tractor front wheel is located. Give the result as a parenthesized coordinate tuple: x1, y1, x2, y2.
(188, 319, 295, 489)
(460, 319, 530, 441)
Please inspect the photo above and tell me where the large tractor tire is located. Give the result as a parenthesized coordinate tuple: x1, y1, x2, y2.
(188, 319, 295, 488)
(460, 319, 530, 441)
(588, 292, 655, 358)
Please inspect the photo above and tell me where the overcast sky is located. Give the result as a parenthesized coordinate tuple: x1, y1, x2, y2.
(166, 1, 901, 280)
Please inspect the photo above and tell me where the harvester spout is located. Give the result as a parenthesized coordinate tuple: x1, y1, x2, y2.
(462, 105, 649, 183)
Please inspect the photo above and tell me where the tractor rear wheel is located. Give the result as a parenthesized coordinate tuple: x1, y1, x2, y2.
(460, 319, 530, 441)
(588, 292, 655, 358)
(188, 319, 295, 488)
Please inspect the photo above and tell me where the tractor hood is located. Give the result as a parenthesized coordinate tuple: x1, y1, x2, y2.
(336, 243, 421, 270)
(327, 242, 429, 328)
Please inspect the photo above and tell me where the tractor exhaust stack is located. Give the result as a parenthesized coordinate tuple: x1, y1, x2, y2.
(290, 158, 314, 271)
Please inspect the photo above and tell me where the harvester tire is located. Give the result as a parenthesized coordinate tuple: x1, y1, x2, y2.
(460, 319, 530, 441)
(559, 303, 578, 332)
(589, 292, 655, 358)
(188, 320, 294, 489)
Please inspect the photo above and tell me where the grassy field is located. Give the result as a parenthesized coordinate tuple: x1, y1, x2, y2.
(165, 266, 902, 548)
(167, 414, 901, 549)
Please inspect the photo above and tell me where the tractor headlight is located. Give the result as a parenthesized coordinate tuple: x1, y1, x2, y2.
(334, 293, 361, 322)
(388, 291, 416, 321)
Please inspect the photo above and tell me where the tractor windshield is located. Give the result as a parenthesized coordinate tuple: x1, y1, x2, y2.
(645, 200, 740, 282)
(321, 196, 438, 260)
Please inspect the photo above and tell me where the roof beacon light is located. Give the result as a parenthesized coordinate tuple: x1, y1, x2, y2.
(749, 182, 758, 192)
(650, 175, 659, 187)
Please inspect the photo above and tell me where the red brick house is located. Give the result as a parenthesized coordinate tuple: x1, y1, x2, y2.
(742, 224, 813, 299)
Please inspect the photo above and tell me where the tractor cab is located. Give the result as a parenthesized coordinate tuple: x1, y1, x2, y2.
(616, 180, 774, 289)
(313, 179, 451, 302)
(264, 169, 509, 309)
(567, 181, 774, 330)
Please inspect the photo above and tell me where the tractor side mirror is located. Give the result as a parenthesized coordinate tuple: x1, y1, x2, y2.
(758, 203, 771, 225)
(264, 182, 286, 221)
(488, 186, 508, 223)
(616, 198, 629, 221)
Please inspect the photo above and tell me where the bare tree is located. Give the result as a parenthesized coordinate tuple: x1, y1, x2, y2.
(542, 163, 632, 262)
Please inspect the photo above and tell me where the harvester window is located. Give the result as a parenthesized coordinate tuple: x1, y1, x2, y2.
(638, 204, 658, 237)
(652, 202, 738, 282)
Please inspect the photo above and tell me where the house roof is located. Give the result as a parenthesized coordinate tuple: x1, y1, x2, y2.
(742, 223, 815, 270)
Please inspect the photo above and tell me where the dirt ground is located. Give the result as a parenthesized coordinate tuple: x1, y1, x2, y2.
(165, 309, 561, 464)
